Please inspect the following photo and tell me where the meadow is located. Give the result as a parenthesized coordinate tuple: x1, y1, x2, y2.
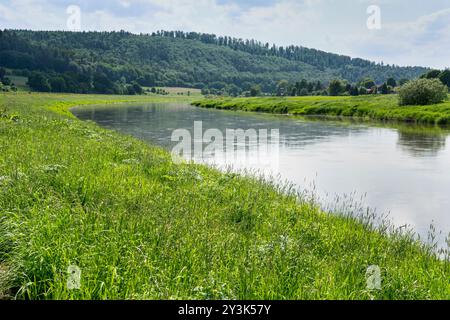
(0, 92, 449, 300)
(193, 95, 450, 125)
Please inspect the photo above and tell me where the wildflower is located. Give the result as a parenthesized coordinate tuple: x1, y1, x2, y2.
(0, 176, 12, 186)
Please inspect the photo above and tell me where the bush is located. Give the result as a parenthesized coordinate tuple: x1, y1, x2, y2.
(398, 78, 448, 106)
(328, 79, 344, 96)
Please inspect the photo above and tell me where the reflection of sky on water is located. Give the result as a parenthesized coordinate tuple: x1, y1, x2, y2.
(73, 103, 450, 246)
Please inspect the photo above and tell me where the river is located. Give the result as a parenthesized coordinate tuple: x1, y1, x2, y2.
(72, 102, 450, 246)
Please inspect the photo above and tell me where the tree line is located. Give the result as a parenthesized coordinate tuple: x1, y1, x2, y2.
(152, 30, 426, 81)
(269, 69, 450, 98)
(0, 29, 428, 95)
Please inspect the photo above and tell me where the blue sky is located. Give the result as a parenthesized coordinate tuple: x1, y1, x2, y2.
(1, 0, 449, 68)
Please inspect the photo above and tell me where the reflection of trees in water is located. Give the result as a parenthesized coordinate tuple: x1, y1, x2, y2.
(397, 129, 448, 157)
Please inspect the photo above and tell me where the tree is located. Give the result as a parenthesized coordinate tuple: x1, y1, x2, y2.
(371, 85, 378, 94)
(126, 84, 137, 95)
(297, 79, 308, 91)
(49, 76, 67, 93)
(314, 81, 323, 91)
(250, 85, 261, 97)
(359, 87, 368, 95)
(360, 78, 376, 89)
(27, 72, 51, 92)
(328, 79, 344, 96)
(2, 77, 11, 86)
(276, 80, 289, 96)
(93, 72, 115, 94)
(225, 84, 241, 97)
(386, 77, 397, 88)
(131, 82, 143, 95)
(399, 79, 409, 86)
(380, 83, 389, 94)
(0, 67, 6, 80)
(439, 70, 450, 88)
(0, 29, 428, 95)
(350, 86, 359, 96)
(398, 78, 448, 106)
(421, 70, 441, 79)
(299, 88, 309, 96)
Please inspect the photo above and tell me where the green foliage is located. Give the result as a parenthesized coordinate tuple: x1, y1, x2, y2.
(380, 83, 389, 95)
(421, 70, 441, 79)
(387, 77, 397, 87)
(27, 72, 51, 92)
(250, 85, 261, 97)
(398, 79, 448, 106)
(225, 84, 241, 97)
(0, 67, 6, 79)
(349, 86, 360, 96)
(276, 80, 289, 96)
(1, 78, 11, 86)
(359, 87, 368, 95)
(0, 30, 428, 95)
(49, 76, 67, 93)
(360, 78, 376, 89)
(299, 88, 309, 96)
(328, 79, 344, 96)
(439, 70, 450, 88)
(193, 95, 450, 125)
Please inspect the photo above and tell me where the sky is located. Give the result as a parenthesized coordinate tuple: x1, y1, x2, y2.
(0, 0, 449, 69)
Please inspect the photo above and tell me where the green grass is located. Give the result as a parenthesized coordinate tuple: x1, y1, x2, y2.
(193, 95, 450, 125)
(0, 92, 449, 300)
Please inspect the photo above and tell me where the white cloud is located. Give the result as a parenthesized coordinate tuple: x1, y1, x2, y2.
(348, 8, 450, 68)
(0, 0, 449, 68)
(118, 0, 131, 8)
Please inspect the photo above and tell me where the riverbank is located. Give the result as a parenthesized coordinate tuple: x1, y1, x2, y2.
(1, 92, 449, 299)
(192, 95, 450, 125)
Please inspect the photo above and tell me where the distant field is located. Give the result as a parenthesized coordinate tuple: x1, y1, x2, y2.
(145, 87, 202, 96)
(6, 75, 29, 90)
(193, 95, 450, 125)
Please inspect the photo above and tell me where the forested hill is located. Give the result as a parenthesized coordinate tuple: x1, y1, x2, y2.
(0, 29, 428, 94)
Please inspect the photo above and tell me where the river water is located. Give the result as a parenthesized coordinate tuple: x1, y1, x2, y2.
(72, 103, 450, 245)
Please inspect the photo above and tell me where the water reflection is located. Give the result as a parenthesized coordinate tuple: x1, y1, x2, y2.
(397, 128, 447, 158)
(72, 103, 450, 245)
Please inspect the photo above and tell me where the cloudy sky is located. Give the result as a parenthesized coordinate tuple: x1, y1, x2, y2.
(1, 0, 449, 68)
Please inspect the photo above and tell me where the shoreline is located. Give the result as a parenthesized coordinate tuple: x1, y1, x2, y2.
(192, 95, 450, 126)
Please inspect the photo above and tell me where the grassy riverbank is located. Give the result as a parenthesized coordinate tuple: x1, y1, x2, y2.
(193, 95, 450, 125)
(0, 92, 449, 300)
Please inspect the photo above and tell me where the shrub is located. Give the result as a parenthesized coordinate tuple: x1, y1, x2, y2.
(398, 78, 448, 106)
(328, 79, 344, 96)
(299, 88, 309, 96)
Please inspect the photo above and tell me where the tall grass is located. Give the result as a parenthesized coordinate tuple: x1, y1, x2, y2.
(0, 92, 449, 300)
(193, 95, 450, 125)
